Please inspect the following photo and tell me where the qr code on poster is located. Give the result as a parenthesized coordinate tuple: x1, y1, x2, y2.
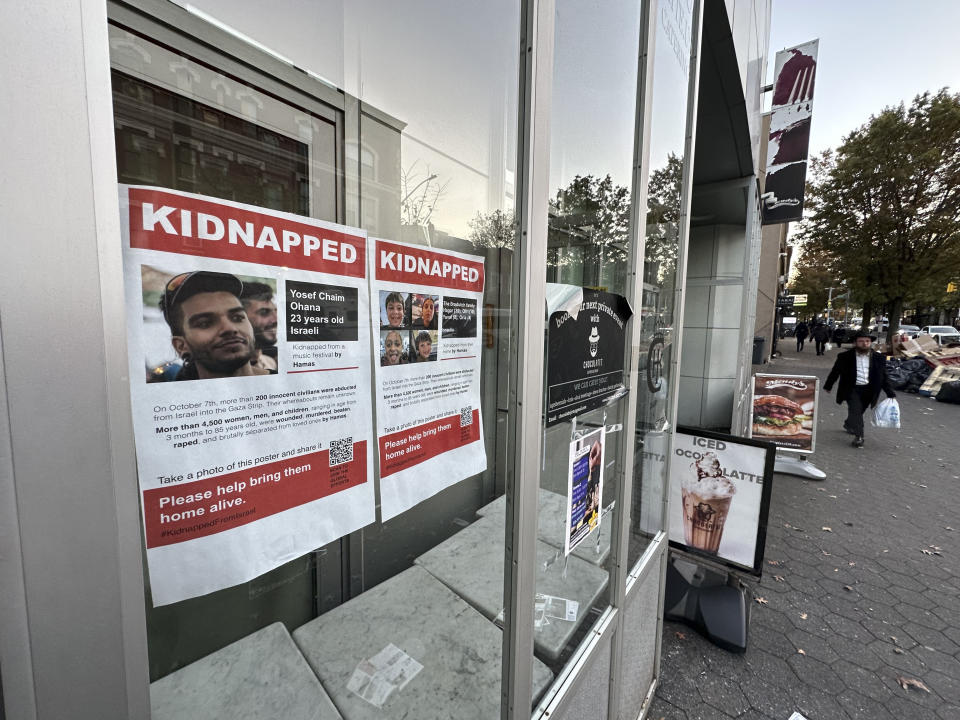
(329, 437, 353, 466)
(459, 407, 473, 427)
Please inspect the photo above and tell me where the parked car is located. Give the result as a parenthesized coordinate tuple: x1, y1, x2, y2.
(920, 325, 960, 346)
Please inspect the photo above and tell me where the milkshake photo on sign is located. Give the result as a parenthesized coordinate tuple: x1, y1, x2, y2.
(681, 453, 736, 554)
(668, 428, 775, 574)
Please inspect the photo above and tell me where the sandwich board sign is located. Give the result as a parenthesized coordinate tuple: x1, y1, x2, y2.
(668, 427, 775, 575)
(748, 374, 819, 454)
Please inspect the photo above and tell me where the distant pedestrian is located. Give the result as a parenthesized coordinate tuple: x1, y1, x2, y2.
(812, 323, 830, 355)
(832, 325, 846, 347)
(823, 330, 896, 448)
(795, 321, 809, 351)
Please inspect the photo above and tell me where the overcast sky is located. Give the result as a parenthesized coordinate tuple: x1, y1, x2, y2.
(768, 0, 960, 158)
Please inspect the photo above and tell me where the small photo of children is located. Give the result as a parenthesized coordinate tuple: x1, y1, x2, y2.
(380, 328, 409, 366)
(380, 290, 409, 329)
(411, 294, 438, 330)
(411, 329, 438, 363)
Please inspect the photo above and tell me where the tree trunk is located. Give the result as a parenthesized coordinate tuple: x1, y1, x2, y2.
(888, 297, 903, 347)
(860, 300, 873, 332)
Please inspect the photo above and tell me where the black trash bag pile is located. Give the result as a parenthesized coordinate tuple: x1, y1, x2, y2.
(886, 358, 933, 393)
(937, 381, 960, 404)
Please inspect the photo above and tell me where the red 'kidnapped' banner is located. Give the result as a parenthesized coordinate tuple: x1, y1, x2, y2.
(128, 187, 366, 276)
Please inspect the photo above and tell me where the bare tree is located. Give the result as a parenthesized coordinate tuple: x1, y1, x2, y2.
(400, 162, 449, 228)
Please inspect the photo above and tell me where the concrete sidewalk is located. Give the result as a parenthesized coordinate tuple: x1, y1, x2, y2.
(650, 341, 960, 719)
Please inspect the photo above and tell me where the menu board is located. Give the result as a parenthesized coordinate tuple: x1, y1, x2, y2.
(749, 374, 819, 453)
(668, 427, 775, 574)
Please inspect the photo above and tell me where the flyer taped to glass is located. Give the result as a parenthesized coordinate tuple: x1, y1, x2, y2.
(565, 426, 605, 556)
(119, 185, 375, 606)
(368, 237, 487, 521)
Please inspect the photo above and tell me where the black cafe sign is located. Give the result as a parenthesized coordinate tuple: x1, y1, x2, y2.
(546, 289, 632, 427)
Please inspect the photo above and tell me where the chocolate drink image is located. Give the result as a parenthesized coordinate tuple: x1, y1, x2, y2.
(680, 453, 736, 554)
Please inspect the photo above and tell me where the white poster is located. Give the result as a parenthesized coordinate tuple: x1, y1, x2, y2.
(369, 238, 487, 520)
(565, 427, 605, 555)
(120, 185, 375, 606)
(668, 429, 773, 573)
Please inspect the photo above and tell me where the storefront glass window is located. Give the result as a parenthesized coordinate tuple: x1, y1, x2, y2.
(111, 2, 530, 716)
(629, 0, 695, 567)
(534, 0, 642, 705)
(110, 26, 342, 679)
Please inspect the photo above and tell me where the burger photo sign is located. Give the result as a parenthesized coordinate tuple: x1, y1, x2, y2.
(749, 374, 818, 453)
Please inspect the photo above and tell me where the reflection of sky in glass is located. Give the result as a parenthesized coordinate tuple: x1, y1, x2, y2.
(549, 0, 642, 193)
(177, 0, 520, 239)
(647, 0, 694, 174)
(172, 0, 693, 238)
(628, 0, 694, 567)
(346, 0, 521, 238)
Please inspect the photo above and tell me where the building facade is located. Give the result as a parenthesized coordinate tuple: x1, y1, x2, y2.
(0, 1, 769, 718)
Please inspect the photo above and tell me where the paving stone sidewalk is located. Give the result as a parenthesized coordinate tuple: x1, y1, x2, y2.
(651, 340, 960, 720)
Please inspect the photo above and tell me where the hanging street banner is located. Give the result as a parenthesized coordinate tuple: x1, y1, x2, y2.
(668, 427, 775, 574)
(369, 237, 487, 521)
(762, 39, 819, 225)
(119, 185, 376, 606)
(749, 373, 819, 453)
(546, 289, 633, 426)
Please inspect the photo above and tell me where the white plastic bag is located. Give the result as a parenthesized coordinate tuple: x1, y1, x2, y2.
(871, 398, 901, 429)
(825, 342, 833, 351)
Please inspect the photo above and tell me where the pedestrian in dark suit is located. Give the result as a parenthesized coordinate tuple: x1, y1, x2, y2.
(823, 330, 896, 448)
(812, 323, 831, 355)
(795, 321, 809, 351)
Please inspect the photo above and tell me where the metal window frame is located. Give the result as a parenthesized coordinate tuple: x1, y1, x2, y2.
(108, 0, 352, 226)
(607, 0, 660, 711)
(611, 0, 706, 716)
(110, 0, 346, 114)
(644, 0, 704, 696)
(513, 0, 707, 718)
(508, 0, 706, 718)
(501, 0, 553, 716)
(514, 0, 653, 713)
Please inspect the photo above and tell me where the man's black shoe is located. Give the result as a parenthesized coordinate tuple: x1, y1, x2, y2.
(852, 436, 864, 448)
(843, 423, 855, 435)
